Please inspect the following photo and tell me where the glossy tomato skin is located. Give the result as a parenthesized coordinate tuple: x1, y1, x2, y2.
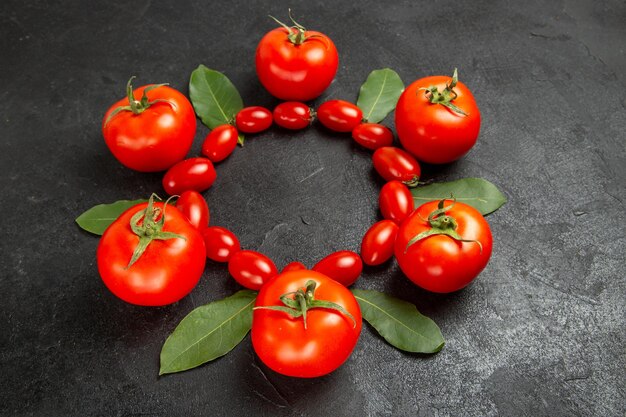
(97, 202, 206, 306)
(395, 200, 493, 293)
(202, 226, 240, 262)
(235, 106, 273, 134)
(351, 123, 393, 150)
(317, 100, 363, 132)
(175, 191, 209, 230)
(201, 125, 238, 162)
(360, 220, 399, 266)
(379, 181, 414, 224)
(372, 147, 421, 183)
(273, 102, 312, 130)
(162, 157, 217, 195)
(228, 250, 278, 290)
(102, 85, 196, 173)
(282, 261, 307, 273)
(312, 250, 363, 287)
(256, 28, 338, 101)
(252, 270, 362, 378)
(395, 75, 480, 164)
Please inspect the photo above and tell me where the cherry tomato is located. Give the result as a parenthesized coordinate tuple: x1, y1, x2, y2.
(282, 261, 307, 273)
(102, 78, 196, 172)
(201, 125, 238, 163)
(395, 200, 492, 293)
(312, 250, 363, 287)
(317, 100, 363, 132)
(372, 147, 421, 184)
(379, 181, 414, 224)
(395, 70, 480, 164)
(360, 220, 399, 266)
(97, 198, 206, 306)
(175, 191, 209, 230)
(351, 123, 393, 150)
(235, 106, 273, 134)
(202, 226, 240, 263)
(252, 270, 362, 377)
(228, 250, 278, 290)
(273, 102, 313, 130)
(162, 157, 217, 196)
(256, 19, 338, 101)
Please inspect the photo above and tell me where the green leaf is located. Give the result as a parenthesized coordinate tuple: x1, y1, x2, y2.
(159, 290, 256, 375)
(189, 65, 243, 129)
(356, 68, 404, 123)
(75, 199, 145, 235)
(411, 178, 507, 216)
(352, 289, 444, 354)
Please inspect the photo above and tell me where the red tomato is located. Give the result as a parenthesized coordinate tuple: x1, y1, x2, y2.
(202, 226, 240, 262)
(351, 123, 393, 150)
(162, 157, 217, 196)
(201, 125, 238, 163)
(312, 250, 363, 287)
(395, 70, 480, 164)
(235, 106, 273, 134)
(282, 261, 307, 273)
(273, 102, 313, 130)
(252, 270, 362, 377)
(97, 199, 206, 306)
(175, 191, 209, 230)
(317, 100, 363, 132)
(360, 220, 399, 266)
(395, 200, 493, 293)
(228, 250, 278, 290)
(372, 147, 421, 185)
(102, 79, 196, 172)
(255, 20, 338, 101)
(379, 181, 414, 224)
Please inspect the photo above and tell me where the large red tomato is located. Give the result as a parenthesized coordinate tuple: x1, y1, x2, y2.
(394, 199, 492, 293)
(252, 270, 362, 378)
(255, 17, 338, 101)
(97, 197, 206, 306)
(395, 69, 480, 164)
(102, 78, 196, 172)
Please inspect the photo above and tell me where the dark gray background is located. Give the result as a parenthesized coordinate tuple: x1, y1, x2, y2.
(1, 0, 624, 416)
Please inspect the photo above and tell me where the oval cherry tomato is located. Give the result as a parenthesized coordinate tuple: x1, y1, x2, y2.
(102, 79, 196, 172)
(372, 147, 421, 184)
(317, 100, 363, 132)
(162, 157, 217, 196)
(360, 220, 399, 266)
(273, 102, 313, 130)
(312, 250, 363, 287)
(379, 181, 414, 224)
(282, 261, 307, 273)
(235, 106, 273, 134)
(252, 270, 362, 377)
(228, 250, 278, 290)
(175, 191, 209, 230)
(202, 226, 240, 262)
(395, 70, 480, 164)
(97, 199, 206, 306)
(201, 125, 238, 163)
(395, 200, 493, 293)
(256, 22, 338, 101)
(351, 123, 393, 150)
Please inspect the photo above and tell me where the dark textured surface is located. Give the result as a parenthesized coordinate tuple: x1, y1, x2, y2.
(1, 0, 624, 416)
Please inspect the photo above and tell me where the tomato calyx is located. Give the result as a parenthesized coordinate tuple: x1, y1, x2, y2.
(126, 194, 186, 268)
(418, 68, 468, 116)
(104, 76, 175, 127)
(269, 10, 324, 46)
(404, 198, 482, 253)
(403, 176, 421, 188)
(254, 280, 356, 330)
